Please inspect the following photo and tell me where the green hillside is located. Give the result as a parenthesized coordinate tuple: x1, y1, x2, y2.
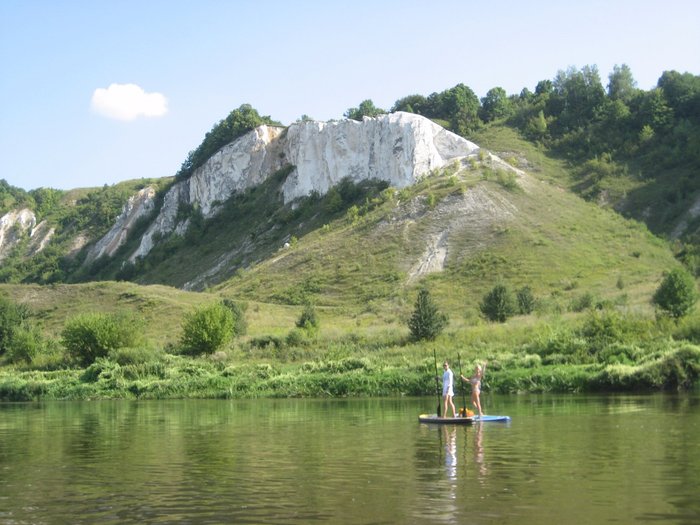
(216, 130, 675, 318)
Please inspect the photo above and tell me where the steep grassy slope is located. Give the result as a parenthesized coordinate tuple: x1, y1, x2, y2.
(215, 152, 677, 323)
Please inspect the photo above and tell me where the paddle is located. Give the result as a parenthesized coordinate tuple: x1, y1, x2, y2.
(458, 352, 467, 417)
(433, 348, 441, 417)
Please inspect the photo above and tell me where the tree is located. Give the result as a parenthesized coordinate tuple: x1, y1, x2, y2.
(480, 284, 516, 322)
(344, 99, 386, 121)
(549, 65, 606, 133)
(62, 312, 143, 365)
(657, 70, 700, 116)
(516, 286, 536, 315)
(652, 268, 698, 319)
(607, 64, 637, 102)
(441, 83, 481, 135)
(391, 94, 429, 115)
(176, 104, 280, 180)
(535, 79, 553, 98)
(408, 288, 448, 341)
(633, 88, 674, 133)
(480, 87, 512, 122)
(525, 110, 548, 140)
(180, 303, 234, 355)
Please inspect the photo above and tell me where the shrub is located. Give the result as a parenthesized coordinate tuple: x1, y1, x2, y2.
(286, 328, 307, 347)
(5, 325, 45, 364)
(296, 302, 319, 337)
(516, 286, 536, 314)
(180, 303, 234, 355)
(408, 288, 448, 341)
(570, 292, 595, 312)
(652, 268, 698, 319)
(248, 335, 284, 350)
(580, 308, 626, 351)
(480, 284, 516, 322)
(0, 295, 31, 357)
(62, 312, 143, 366)
(222, 299, 248, 337)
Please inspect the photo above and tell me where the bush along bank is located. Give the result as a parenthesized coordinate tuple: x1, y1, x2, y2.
(1, 342, 698, 402)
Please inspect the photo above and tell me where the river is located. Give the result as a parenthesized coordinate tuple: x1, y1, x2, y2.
(1, 394, 698, 524)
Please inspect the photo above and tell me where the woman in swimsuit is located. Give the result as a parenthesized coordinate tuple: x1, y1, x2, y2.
(461, 362, 486, 417)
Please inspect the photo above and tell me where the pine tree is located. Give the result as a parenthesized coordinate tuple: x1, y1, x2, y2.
(408, 289, 448, 341)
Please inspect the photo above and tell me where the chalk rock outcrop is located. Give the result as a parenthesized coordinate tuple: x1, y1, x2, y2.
(86, 186, 157, 262)
(125, 112, 481, 261)
(0, 208, 37, 261)
(280, 112, 478, 200)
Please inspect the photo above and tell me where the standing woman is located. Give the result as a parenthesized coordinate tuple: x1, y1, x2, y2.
(461, 362, 487, 417)
(442, 361, 457, 418)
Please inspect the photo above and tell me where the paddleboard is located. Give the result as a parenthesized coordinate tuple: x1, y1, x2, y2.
(418, 414, 511, 424)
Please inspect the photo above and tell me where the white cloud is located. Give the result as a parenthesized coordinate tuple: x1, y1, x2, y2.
(91, 83, 168, 121)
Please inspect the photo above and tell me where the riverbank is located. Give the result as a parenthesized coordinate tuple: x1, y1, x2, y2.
(2, 342, 698, 401)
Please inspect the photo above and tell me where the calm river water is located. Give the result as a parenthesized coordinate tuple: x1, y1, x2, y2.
(1, 394, 699, 524)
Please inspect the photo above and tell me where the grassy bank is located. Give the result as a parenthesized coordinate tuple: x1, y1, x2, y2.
(2, 310, 699, 401)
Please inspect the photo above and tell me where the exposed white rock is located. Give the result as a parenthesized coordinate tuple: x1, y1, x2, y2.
(128, 126, 286, 262)
(27, 221, 55, 256)
(87, 186, 157, 262)
(281, 112, 479, 201)
(188, 125, 287, 218)
(0, 208, 37, 261)
(129, 183, 187, 262)
(67, 233, 90, 256)
(126, 112, 482, 261)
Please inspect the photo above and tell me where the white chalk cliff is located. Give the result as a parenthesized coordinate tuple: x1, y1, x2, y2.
(100, 112, 480, 262)
(85, 187, 157, 262)
(281, 112, 478, 201)
(0, 208, 54, 262)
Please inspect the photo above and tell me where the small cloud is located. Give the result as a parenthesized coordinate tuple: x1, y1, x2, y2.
(91, 83, 168, 121)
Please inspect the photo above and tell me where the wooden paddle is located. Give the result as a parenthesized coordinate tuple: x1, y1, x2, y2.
(458, 352, 467, 417)
(433, 348, 441, 417)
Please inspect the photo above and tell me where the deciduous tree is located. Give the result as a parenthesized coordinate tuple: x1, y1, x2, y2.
(652, 268, 698, 319)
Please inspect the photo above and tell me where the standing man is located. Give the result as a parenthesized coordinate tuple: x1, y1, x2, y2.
(442, 361, 456, 418)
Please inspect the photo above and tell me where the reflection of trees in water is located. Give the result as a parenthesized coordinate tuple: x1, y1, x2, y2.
(658, 395, 700, 520)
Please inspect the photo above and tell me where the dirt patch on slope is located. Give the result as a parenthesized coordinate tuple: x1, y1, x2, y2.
(396, 186, 519, 283)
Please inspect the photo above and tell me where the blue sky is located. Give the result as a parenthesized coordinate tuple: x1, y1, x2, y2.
(1, 0, 698, 191)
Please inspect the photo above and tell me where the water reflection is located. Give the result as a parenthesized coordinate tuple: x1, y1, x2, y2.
(443, 426, 457, 481)
(473, 421, 487, 481)
(434, 423, 488, 485)
(1, 396, 699, 525)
